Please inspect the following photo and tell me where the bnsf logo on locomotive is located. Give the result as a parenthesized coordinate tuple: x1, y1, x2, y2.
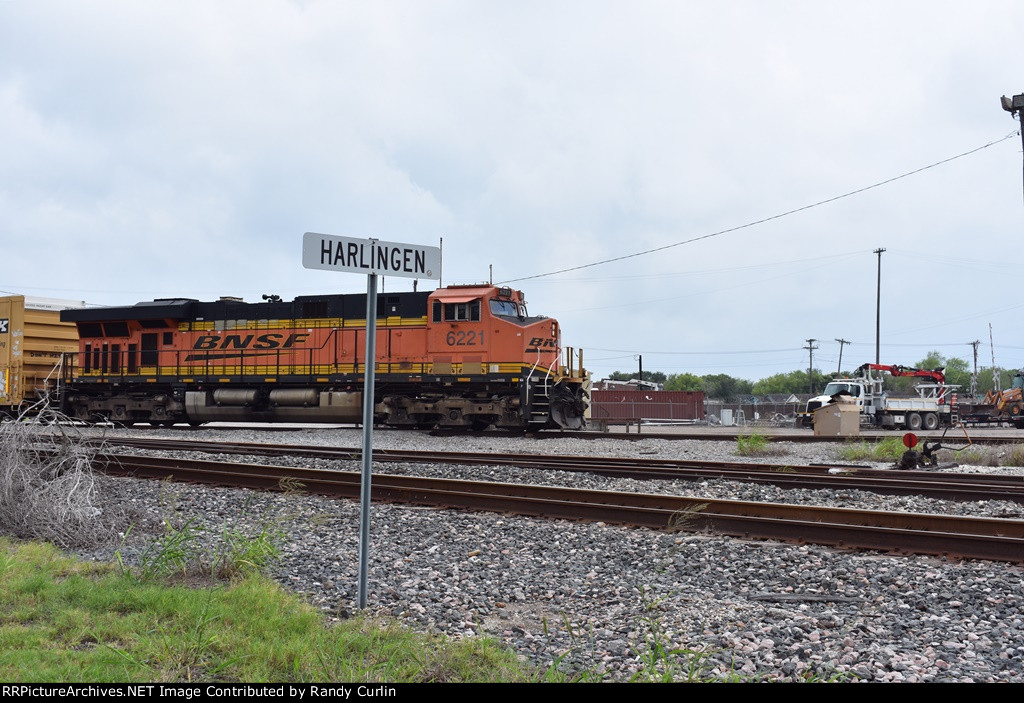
(528, 337, 558, 348)
(186, 333, 311, 361)
(192, 333, 310, 350)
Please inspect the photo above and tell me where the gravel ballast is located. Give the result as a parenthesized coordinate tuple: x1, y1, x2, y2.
(81, 427, 1024, 682)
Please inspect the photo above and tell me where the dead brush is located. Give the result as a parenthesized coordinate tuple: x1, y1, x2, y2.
(0, 404, 122, 548)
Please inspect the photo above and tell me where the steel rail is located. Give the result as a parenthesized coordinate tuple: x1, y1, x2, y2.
(95, 453, 1024, 563)
(439, 429, 1024, 445)
(124, 423, 1024, 445)
(92, 437, 1024, 504)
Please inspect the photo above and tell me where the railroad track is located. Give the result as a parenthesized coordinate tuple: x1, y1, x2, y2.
(126, 422, 1024, 445)
(93, 452, 1024, 564)
(93, 437, 1024, 505)
(479, 429, 1024, 445)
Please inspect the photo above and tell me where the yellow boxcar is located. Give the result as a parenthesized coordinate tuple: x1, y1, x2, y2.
(0, 296, 82, 416)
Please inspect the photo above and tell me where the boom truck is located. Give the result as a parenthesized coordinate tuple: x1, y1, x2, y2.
(800, 363, 956, 430)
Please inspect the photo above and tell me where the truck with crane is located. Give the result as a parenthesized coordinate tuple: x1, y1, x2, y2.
(800, 363, 957, 430)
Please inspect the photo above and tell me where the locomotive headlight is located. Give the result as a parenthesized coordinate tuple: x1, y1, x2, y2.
(551, 322, 557, 337)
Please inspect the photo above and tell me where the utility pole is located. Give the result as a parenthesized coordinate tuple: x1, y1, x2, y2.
(1000, 93, 1024, 204)
(804, 338, 819, 394)
(969, 339, 980, 399)
(990, 324, 1001, 393)
(635, 354, 643, 389)
(834, 338, 849, 376)
(873, 248, 885, 365)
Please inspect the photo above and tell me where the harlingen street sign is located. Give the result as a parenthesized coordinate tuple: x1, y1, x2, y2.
(302, 232, 441, 280)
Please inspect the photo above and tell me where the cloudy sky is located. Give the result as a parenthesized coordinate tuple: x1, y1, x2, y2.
(3, 1, 1023, 382)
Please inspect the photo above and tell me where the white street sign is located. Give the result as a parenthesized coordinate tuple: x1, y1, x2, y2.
(302, 232, 441, 280)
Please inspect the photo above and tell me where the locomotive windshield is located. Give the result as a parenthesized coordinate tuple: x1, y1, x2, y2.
(490, 300, 518, 317)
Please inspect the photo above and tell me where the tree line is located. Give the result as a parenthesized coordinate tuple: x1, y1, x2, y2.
(605, 351, 1021, 402)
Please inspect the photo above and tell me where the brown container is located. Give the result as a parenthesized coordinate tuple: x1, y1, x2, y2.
(590, 390, 705, 421)
(0, 296, 82, 413)
(812, 400, 861, 437)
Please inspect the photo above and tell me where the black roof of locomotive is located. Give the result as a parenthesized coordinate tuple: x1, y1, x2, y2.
(60, 291, 432, 323)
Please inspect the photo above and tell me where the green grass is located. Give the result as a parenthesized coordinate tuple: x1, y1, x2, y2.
(1000, 445, 1024, 466)
(836, 437, 906, 462)
(0, 537, 536, 683)
(840, 439, 1024, 467)
(116, 516, 286, 584)
(958, 443, 1024, 467)
(735, 432, 786, 457)
(956, 448, 999, 466)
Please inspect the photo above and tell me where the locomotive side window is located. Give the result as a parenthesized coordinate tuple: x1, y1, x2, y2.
(163, 332, 174, 345)
(444, 300, 480, 322)
(432, 301, 442, 322)
(127, 344, 138, 373)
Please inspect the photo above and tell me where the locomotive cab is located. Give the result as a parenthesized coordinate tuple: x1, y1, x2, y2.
(427, 286, 558, 372)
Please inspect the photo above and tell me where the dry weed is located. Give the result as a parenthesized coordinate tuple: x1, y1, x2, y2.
(0, 406, 122, 548)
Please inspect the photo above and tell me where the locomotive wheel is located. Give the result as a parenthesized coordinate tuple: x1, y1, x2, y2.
(922, 413, 939, 431)
(470, 418, 497, 431)
(906, 412, 923, 431)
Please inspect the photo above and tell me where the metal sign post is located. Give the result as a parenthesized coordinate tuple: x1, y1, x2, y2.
(302, 232, 441, 610)
(357, 272, 377, 610)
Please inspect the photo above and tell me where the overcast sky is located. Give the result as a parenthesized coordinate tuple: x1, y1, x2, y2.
(3, 1, 1024, 382)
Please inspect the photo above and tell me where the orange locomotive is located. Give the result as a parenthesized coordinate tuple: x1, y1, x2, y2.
(58, 285, 589, 429)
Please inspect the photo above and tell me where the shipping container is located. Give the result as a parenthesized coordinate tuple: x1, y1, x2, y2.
(0, 296, 83, 415)
(590, 390, 705, 422)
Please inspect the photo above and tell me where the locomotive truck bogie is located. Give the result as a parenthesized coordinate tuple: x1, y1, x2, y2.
(58, 285, 589, 430)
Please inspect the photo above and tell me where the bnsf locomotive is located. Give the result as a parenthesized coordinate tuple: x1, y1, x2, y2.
(57, 285, 589, 430)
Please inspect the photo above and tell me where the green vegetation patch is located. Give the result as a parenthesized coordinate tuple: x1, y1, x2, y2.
(0, 537, 533, 683)
(839, 439, 1024, 467)
(836, 437, 906, 462)
(735, 432, 786, 457)
(1000, 444, 1024, 467)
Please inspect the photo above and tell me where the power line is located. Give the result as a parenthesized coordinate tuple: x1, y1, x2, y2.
(586, 346, 802, 355)
(519, 250, 866, 283)
(548, 253, 863, 314)
(499, 132, 1019, 284)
